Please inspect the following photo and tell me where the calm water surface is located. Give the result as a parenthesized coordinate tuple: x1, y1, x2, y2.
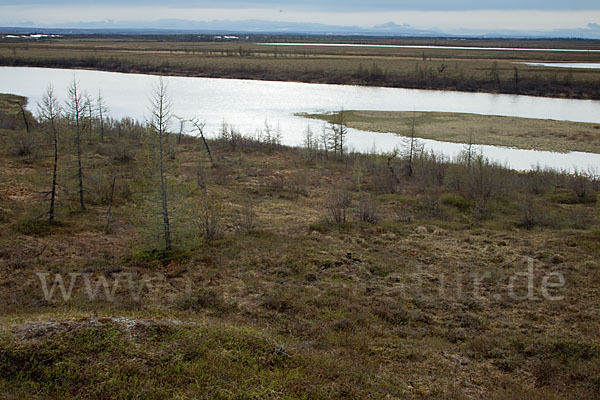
(259, 43, 600, 53)
(1, 66, 600, 172)
(517, 62, 600, 69)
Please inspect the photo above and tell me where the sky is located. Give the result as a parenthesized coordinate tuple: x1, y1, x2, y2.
(0, 1, 599, 34)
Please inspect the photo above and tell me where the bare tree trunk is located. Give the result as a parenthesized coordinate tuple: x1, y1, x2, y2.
(387, 153, 400, 191)
(38, 86, 61, 223)
(50, 121, 58, 222)
(105, 176, 116, 232)
(338, 109, 347, 162)
(76, 129, 85, 210)
(159, 130, 171, 251)
(97, 91, 107, 141)
(466, 132, 473, 171)
(18, 102, 30, 133)
(191, 119, 214, 166)
(86, 97, 93, 137)
(67, 78, 88, 211)
(175, 116, 185, 145)
(320, 125, 329, 160)
(99, 110, 104, 140)
(407, 114, 415, 177)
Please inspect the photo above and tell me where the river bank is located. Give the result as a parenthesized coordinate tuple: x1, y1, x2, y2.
(1, 36, 600, 99)
(300, 110, 600, 154)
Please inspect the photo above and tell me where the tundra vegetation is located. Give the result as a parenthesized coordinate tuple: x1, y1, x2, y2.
(0, 90, 600, 399)
(300, 110, 600, 154)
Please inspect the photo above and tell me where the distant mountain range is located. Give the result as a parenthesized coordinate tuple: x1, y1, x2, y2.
(2, 19, 600, 39)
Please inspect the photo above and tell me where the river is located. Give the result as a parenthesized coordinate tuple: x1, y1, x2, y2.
(1, 66, 599, 172)
(258, 43, 600, 53)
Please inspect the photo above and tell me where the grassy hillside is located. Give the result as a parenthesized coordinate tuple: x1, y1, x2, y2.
(1, 93, 600, 399)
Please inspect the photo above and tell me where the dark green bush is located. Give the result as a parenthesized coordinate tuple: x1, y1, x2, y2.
(440, 193, 471, 212)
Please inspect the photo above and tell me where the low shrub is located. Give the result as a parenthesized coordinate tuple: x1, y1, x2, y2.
(325, 190, 352, 223)
(440, 193, 471, 212)
(356, 195, 379, 223)
(12, 217, 55, 236)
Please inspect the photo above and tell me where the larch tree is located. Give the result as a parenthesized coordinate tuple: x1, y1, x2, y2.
(148, 77, 173, 251)
(320, 123, 329, 160)
(96, 91, 108, 140)
(37, 85, 61, 223)
(328, 109, 348, 161)
(66, 77, 89, 210)
(336, 109, 348, 162)
(406, 114, 416, 177)
(85, 94, 94, 137)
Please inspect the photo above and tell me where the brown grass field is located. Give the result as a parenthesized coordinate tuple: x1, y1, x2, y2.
(1, 36, 600, 98)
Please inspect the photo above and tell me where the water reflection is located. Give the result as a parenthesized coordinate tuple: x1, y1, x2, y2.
(517, 62, 600, 69)
(1, 66, 599, 172)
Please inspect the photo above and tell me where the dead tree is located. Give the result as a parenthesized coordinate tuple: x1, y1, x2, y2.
(406, 114, 416, 177)
(105, 176, 116, 233)
(17, 100, 30, 133)
(66, 77, 89, 211)
(386, 149, 401, 191)
(178, 118, 185, 145)
(320, 124, 329, 160)
(174, 115, 185, 145)
(7, 97, 31, 132)
(149, 77, 173, 251)
(303, 125, 316, 162)
(191, 118, 214, 166)
(85, 94, 94, 137)
(337, 109, 348, 162)
(465, 131, 474, 171)
(38, 85, 61, 223)
(96, 91, 108, 140)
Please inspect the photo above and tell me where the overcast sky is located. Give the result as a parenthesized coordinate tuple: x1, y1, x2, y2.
(1, 1, 599, 32)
